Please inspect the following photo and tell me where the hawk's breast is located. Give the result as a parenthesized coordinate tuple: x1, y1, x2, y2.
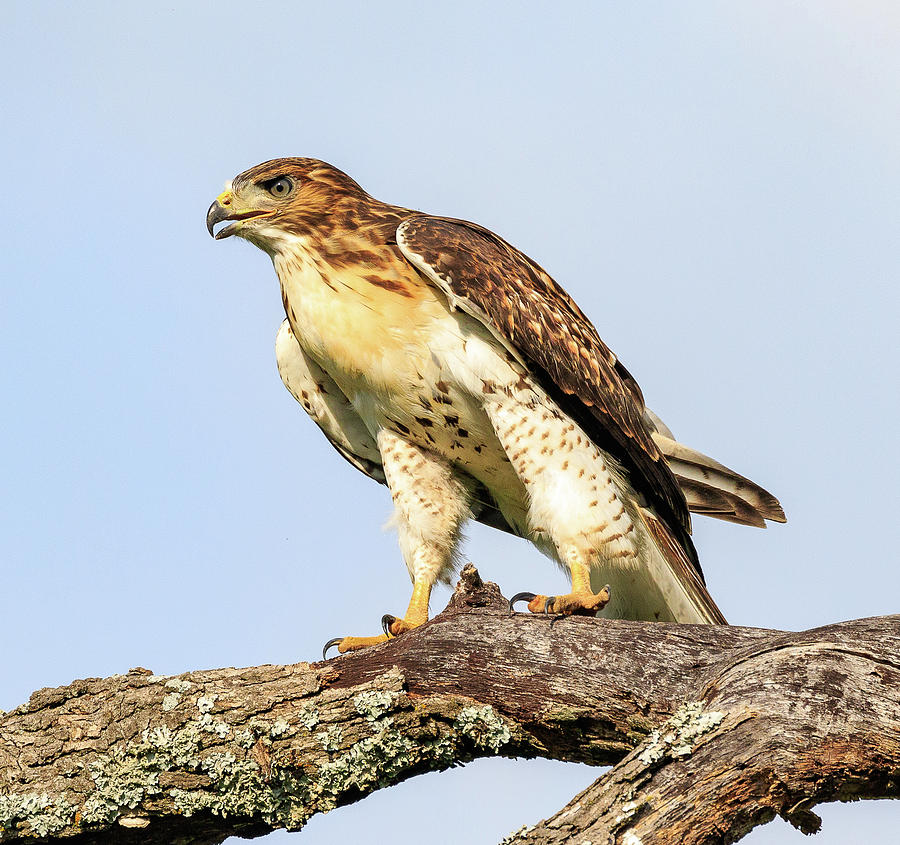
(274, 241, 526, 486)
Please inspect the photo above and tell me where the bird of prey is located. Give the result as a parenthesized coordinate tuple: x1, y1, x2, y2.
(207, 158, 785, 656)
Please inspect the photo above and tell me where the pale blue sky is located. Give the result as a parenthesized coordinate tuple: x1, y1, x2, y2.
(2, 2, 898, 842)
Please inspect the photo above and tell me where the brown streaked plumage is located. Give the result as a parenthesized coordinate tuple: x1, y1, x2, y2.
(207, 157, 785, 653)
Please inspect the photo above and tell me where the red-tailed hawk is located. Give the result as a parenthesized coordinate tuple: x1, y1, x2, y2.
(207, 159, 785, 656)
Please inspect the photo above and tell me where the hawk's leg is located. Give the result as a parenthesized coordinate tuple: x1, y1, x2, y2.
(324, 429, 472, 657)
(483, 392, 631, 620)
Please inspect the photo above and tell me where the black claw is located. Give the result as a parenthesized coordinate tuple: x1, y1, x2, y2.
(544, 596, 557, 614)
(509, 592, 538, 612)
(381, 614, 398, 637)
(322, 637, 343, 660)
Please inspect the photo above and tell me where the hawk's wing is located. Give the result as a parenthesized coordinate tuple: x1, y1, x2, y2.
(396, 215, 693, 547)
(275, 320, 516, 536)
(276, 320, 385, 483)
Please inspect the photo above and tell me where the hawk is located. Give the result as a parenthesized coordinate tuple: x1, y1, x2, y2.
(207, 158, 785, 656)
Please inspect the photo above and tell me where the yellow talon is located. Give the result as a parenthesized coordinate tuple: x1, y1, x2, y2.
(321, 577, 433, 659)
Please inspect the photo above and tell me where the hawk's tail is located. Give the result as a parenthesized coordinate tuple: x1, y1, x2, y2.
(645, 410, 786, 528)
(590, 507, 728, 625)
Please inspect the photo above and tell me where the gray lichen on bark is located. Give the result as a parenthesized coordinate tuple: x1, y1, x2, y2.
(0, 656, 516, 842)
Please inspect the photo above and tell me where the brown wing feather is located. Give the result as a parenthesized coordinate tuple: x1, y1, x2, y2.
(396, 215, 693, 544)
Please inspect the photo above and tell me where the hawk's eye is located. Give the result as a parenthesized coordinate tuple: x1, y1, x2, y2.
(264, 177, 293, 198)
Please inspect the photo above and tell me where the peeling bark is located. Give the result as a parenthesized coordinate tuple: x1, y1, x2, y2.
(1, 565, 898, 844)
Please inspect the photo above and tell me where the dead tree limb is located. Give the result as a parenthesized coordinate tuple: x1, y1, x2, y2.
(1, 565, 897, 844)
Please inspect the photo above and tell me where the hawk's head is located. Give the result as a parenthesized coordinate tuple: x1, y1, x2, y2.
(206, 158, 369, 254)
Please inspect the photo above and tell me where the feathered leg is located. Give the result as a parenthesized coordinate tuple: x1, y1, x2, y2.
(482, 393, 621, 617)
(325, 429, 473, 656)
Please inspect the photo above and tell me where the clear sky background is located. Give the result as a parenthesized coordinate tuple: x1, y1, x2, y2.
(2, 2, 898, 843)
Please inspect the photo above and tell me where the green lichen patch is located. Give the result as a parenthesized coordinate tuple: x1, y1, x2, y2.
(169, 758, 313, 830)
(73, 711, 317, 832)
(195, 694, 230, 738)
(270, 719, 291, 738)
(637, 701, 725, 766)
(80, 721, 205, 826)
(316, 725, 344, 752)
(626, 713, 654, 733)
(313, 722, 419, 809)
(201, 718, 231, 739)
(616, 798, 641, 823)
(353, 690, 398, 721)
(297, 705, 320, 730)
(300, 700, 509, 815)
(0, 791, 77, 838)
(234, 718, 296, 752)
(454, 706, 511, 752)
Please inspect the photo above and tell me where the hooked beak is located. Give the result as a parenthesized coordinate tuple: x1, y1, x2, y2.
(206, 190, 273, 239)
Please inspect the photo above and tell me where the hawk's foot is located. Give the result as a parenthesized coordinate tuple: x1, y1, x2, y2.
(509, 585, 611, 616)
(322, 633, 389, 658)
(322, 577, 433, 659)
(381, 613, 417, 637)
(321, 613, 424, 659)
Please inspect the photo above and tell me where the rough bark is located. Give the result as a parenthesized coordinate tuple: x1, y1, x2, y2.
(0, 565, 897, 844)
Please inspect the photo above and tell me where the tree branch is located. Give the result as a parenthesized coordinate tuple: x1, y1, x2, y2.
(1, 565, 897, 844)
